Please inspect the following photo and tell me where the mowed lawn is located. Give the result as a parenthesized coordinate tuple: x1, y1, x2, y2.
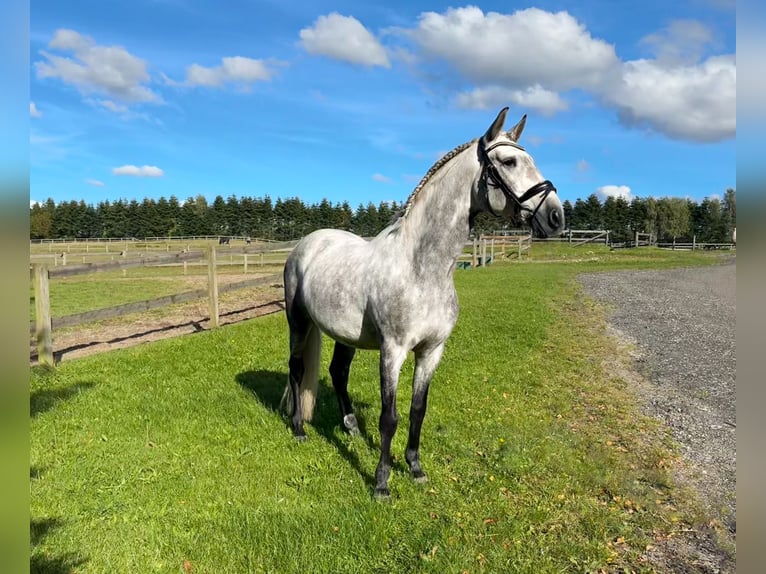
(30, 250, 729, 573)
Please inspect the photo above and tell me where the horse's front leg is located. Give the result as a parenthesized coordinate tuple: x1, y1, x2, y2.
(374, 342, 408, 498)
(405, 342, 445, 483)
(330, 342, 359, 435)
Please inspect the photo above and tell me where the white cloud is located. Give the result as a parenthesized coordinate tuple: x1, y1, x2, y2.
(35, 29, 161, 105)
(300, 13, 390, 68)
(640, 20, 717, 66)
(372, 173, 392, 183)
(112, 165, 164, 177)
(404, 6, 619, 91)
(389, 8, 734, 142)
(185, 56, 281, 87)
(96, 99, 129, 113)
(455, 84, 568, 116)
(597, 185, 632, 201)
(30, 199, 41, 208)
(30, 102, 42, 117)
(604, 55, 735, 142)
(576, 159, 590, 173)
(86, 178, 105, 186)
(601, 20, 735, 141)
(83, 98, 156, 123)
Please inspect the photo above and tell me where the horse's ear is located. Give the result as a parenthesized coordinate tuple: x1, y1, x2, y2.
(481, 107, 509, 144)
(507, 114, 527, 142)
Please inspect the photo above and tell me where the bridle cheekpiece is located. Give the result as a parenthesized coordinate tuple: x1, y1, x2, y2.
(479, 139, 557, 221)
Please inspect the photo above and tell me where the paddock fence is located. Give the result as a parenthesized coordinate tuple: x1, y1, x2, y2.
(30, 240, 299, 366)
(454, 233, 531, 269)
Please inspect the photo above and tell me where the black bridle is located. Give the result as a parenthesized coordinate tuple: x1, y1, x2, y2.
(479, 140, 557, 221)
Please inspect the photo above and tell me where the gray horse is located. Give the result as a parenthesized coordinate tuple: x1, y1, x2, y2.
(282, 107, 565, 497)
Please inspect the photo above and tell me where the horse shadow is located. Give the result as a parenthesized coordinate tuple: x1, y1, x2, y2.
(236, 369, 405, 492)
(30, 381, 96, 418)
(30, 517, 87, 573)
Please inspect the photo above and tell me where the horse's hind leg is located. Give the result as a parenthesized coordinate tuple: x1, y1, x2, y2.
(330, 342, 359, 435)
(287, 328, 308, 441)
(405, 342, 445, 484)
(283, 264, 318, 441)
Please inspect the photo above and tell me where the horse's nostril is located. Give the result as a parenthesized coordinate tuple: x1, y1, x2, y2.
(549, 208, 560, 228)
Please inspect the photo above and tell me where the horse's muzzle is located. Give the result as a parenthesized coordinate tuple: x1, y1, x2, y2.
(530, 198, 565, 238)
(548, 203, 563, 230)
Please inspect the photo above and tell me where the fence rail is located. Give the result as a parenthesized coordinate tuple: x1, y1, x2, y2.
(46, 250, 206, 278)
(655, 242, 735, 250)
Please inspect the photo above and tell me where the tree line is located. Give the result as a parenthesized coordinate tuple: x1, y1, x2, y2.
(29, 189, 735, 244)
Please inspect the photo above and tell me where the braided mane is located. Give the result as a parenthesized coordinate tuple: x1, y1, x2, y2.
(396, 138, 478, 221)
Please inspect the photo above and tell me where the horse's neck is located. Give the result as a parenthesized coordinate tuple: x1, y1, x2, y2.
(395, 147, 477, 274)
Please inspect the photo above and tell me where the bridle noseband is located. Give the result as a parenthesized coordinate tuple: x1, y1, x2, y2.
(479, 140, 557, 220)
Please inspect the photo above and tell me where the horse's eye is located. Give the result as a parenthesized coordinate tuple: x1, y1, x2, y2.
(502, 157, 517, 167)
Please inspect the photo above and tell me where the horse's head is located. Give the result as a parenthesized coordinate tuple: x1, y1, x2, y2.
(473, 107, 565, 238)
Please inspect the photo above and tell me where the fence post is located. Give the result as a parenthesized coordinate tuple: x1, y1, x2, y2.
(207, 245, 219, 328)
(33, 264, 54, 366)
(244, 254, 249, 274)
(472, 237, 478, 267)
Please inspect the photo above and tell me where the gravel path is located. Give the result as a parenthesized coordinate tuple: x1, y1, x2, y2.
(578, 257, 736, 571)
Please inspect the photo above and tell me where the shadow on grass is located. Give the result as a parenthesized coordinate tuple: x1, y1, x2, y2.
(236, 369, 395, 493)
(30, 381, 96, 418)
(30, 518, 87, 574)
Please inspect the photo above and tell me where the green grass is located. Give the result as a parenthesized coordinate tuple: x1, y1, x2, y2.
(30, 249, 732, 573)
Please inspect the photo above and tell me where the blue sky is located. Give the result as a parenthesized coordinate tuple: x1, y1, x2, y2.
(29, 0, 736, 209)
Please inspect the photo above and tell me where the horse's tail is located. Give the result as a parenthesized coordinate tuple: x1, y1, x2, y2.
(281, 325, 322, 421)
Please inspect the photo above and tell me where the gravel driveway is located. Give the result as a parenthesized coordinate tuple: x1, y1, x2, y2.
(578, 257, 736, 571)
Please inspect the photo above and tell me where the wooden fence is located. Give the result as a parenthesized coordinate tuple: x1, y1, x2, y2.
(455, 234, 532, 269)
(30, 241, 299, 366)
(481, 234, 532, 261)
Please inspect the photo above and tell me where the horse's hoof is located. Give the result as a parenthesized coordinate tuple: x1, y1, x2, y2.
(343, 414, 361, 436)
(413, 474, 429, 484)
(293, 434, 307, 442)
(374, 488, 391, 500)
